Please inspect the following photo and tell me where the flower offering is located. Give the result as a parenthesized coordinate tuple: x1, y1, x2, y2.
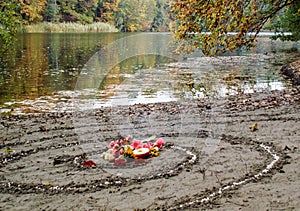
(101, 135, 165, 166)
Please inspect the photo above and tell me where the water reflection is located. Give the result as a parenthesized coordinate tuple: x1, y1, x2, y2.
(168, 54, 289, 99)
(0, 33, 299, 114)
(0, 33, 131, 105)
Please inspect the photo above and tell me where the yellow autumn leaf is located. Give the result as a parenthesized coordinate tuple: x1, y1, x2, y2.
(44, 182, 53, 186)
(250, 123, 259, 132)
(4, 147, 14, 153)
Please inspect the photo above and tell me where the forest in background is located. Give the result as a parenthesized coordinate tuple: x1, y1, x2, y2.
(1, 0, 299, 54)
(16, 0, 172, 32)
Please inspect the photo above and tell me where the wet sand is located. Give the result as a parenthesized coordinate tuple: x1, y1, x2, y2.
(0, 84, 299, 210)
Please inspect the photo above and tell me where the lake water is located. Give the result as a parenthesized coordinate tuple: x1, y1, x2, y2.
(0, 32, 299, 114)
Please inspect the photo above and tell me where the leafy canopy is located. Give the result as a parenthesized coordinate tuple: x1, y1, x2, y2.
(170, 0, 298, 56)
(19, 0, 47, 24)
(0, 1, 22, 48)
(270, 1, 300, 41)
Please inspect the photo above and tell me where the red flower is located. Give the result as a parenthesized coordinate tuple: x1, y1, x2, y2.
(82, 160, 97, 167)
(131, 139, 142, 149)
(113, 144, 120, 150)
(142, 143, 150, 149)
(155, 138, 165, 148)
(109, 141, 115, 148)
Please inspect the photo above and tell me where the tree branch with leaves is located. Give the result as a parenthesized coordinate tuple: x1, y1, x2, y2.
(0, 1, 22, 49)
(170, 0, 297, 56)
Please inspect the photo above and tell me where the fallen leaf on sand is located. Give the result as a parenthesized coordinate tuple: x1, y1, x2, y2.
(4, 147, 14, 153)
(44, 182, 53, 186)
(250, 123, 258, 132)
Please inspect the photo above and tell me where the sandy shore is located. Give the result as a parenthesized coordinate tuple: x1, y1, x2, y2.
(0, 82, 299, 210)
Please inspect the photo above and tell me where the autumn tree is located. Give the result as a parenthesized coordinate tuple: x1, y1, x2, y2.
(19, 0, 47, 24)
(117, 0, 157, 32)
(170, 0, 298, 56)
(96, 0, 170, 31)
(1, 0, 173, 33)
(96, 0, 120, 24)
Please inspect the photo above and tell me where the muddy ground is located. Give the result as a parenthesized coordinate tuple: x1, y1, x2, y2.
(0, 81, 299, 210)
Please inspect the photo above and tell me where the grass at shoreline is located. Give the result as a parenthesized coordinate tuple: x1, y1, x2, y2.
(21, 22, 118, 33)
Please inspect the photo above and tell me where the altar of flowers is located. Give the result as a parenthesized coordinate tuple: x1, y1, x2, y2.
(101, 135, 165, 166)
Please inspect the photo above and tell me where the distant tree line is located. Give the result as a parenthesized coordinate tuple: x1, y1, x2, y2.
(11, 0, 172, 32)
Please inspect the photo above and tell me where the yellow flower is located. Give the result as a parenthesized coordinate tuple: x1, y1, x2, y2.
(150, 147, 159, 157)
(124, 145, 134, 158)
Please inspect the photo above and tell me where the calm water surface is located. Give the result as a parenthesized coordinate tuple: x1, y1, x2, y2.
(0, 33, 299, 113)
